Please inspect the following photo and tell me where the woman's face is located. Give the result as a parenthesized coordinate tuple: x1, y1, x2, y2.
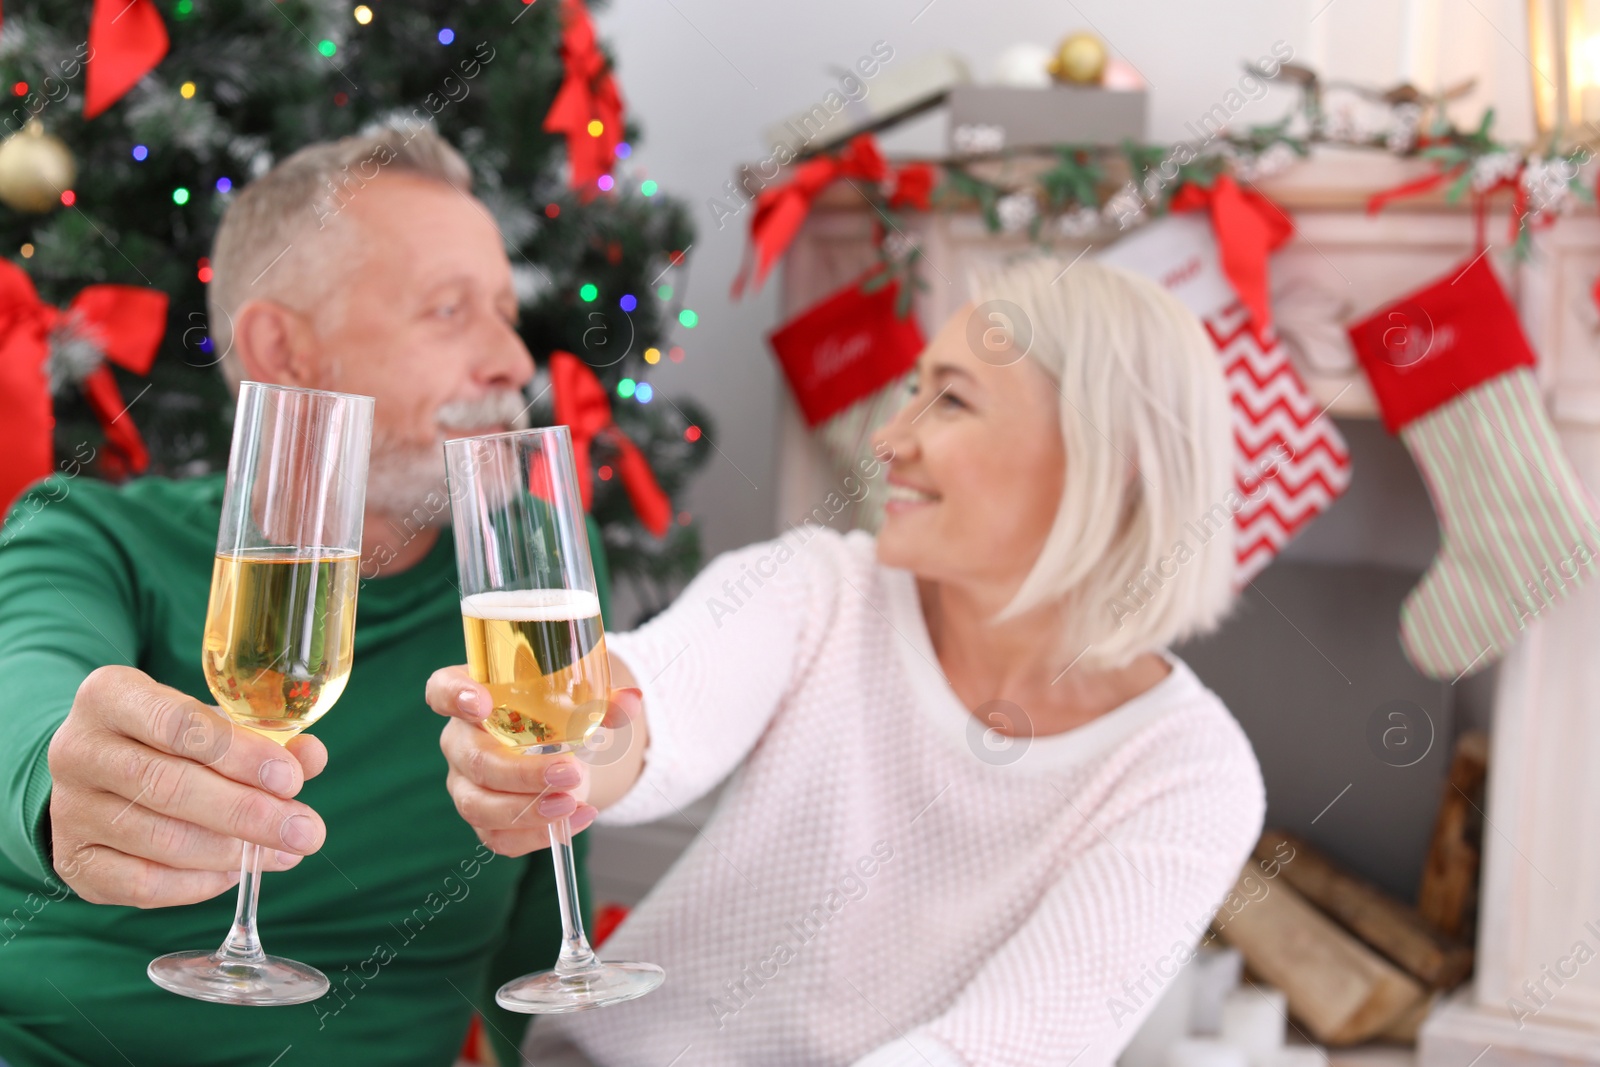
(872, 301, 1066, 594)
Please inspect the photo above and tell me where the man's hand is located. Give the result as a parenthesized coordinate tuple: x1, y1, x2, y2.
(427, 664, 645, 857)
(47, 665, 328, 908)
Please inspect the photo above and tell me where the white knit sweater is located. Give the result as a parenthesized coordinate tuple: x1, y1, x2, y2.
(525, 527, 1265, 1067)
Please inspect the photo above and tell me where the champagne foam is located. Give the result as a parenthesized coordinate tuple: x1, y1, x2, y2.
(460, 589, 602, 621)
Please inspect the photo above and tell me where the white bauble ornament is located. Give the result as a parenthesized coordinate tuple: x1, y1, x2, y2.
(992, 43, 1054, 88)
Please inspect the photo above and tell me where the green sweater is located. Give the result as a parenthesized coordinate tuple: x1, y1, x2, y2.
(0, 473, 605, 1067)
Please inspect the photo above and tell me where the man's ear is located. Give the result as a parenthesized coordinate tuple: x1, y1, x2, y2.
(231, 298, 318, 387)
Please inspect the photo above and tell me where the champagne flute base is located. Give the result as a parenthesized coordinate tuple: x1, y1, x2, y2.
(495, 961, 664, 1014)
(148, 950, 330, 1006)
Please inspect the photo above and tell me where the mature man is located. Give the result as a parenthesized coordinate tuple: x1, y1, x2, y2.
(0, 124, 607, 1066)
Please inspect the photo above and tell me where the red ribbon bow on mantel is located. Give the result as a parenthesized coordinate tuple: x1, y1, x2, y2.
(0, 259, 168, 518)
(1366, 163, 1548, 255)
(542, 0, 624, 197)
(731, 134, 937, 299)
(0, 0, 170, 119)
(1170, 175, 1294, 344)
(549, 350, 671, 538)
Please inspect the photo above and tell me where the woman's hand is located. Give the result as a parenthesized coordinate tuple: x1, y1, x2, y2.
(425, 665, 645, 856)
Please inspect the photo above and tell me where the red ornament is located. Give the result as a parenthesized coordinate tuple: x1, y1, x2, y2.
(1169, 175, 1293, 344)
(1371, 161, 1543, 254)
(81, 0, 170, 119)
(0, 260, 168, 518)
(731, 135, 935, 299)
(888, 163, 936, 211)
(542, 0, 624, 197)
(549, 350, 671, 537)
(683, 425, 700, 442)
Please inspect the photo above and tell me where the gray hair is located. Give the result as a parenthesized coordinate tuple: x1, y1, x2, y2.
(206, 120, 474, 387)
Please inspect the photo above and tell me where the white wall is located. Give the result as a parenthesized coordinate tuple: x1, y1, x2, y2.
(583, 0, 1542, 907)
(593, 0, 1537, 564)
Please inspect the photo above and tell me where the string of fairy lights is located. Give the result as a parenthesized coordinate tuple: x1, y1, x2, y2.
(12, 0, 706, 438)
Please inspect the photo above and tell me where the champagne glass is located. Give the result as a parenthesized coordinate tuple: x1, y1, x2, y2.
(444, 425, 664, 1013)
(148, 381, 373, 1006)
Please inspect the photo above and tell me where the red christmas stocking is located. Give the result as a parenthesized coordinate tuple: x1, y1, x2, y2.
(768, 272, 925, 529)
(1100, 215, 1353, 586)
(1202, 299, 1353, 586)
(1349, 255, 1600, 679)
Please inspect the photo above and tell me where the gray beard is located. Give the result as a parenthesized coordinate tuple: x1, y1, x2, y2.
(365, 442, 452, 522)
(365, 390, 532, 521)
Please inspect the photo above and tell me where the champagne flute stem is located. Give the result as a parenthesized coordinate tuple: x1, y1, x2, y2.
(547, 815, 599, 976)
(216, 841, 268, 965)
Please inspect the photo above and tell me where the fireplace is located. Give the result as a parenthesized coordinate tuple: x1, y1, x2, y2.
(765, 148, 1600, 1064)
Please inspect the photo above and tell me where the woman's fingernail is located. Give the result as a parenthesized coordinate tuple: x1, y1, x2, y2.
(274, 850, 302, 868)
(570, 804, 598, 832)
(544, 761, 582, 789)
(537, 794, 577, 818)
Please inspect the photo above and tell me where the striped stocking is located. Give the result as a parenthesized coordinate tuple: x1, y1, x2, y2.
(1398, 368, 1600, 678)
(1350, 255, 1600, 680)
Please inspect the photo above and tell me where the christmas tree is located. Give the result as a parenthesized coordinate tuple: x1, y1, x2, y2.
(0, 0, 709, 618)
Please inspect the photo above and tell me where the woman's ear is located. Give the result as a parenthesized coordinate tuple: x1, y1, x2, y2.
(231, 299, 318, 387)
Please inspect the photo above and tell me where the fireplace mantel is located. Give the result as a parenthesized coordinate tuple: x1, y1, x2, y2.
(772, 157, 1600, 1065)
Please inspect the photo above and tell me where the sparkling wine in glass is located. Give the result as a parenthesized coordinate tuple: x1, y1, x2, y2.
(445, 425, 664, 1013)
(148, 381, 373, 1006)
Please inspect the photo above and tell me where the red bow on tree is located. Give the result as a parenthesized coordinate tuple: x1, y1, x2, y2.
(1170, 175, 1293, 344)
(550, 350, 671, 537)
(0, 0, 169, 119)
(732, 135, 937, 298)
(543, 0, 624, 197)
(0, 260, 168, 518)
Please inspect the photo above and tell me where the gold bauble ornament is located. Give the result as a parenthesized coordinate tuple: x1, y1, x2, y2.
(0, 121, 76, 214)
(1048, 32, 1108, 85)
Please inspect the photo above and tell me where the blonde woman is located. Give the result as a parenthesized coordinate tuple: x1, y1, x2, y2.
(428, 257, 1266, 1067)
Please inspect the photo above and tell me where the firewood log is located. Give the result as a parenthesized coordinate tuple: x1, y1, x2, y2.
(1255, 830, 1473, 989)
(1214, 869, 1426, 1044)
(1417, 730, 1489, 941)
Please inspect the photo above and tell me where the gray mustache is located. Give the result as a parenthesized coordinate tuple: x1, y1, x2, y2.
(436, 390, 531, 431)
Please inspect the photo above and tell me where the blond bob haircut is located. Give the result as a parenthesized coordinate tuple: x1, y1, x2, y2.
(972, 256, 1238, 670)
(207, 120, 473, 389)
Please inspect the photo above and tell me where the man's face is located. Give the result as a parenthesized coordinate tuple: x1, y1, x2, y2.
(306, 174, 535, 514)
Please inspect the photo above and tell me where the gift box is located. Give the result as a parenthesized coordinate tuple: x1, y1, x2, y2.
(947, 84, 1147, 154)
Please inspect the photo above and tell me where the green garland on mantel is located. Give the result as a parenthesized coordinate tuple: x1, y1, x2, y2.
(927, 74, 1595, 259)
(840, 67, 1596, 313)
